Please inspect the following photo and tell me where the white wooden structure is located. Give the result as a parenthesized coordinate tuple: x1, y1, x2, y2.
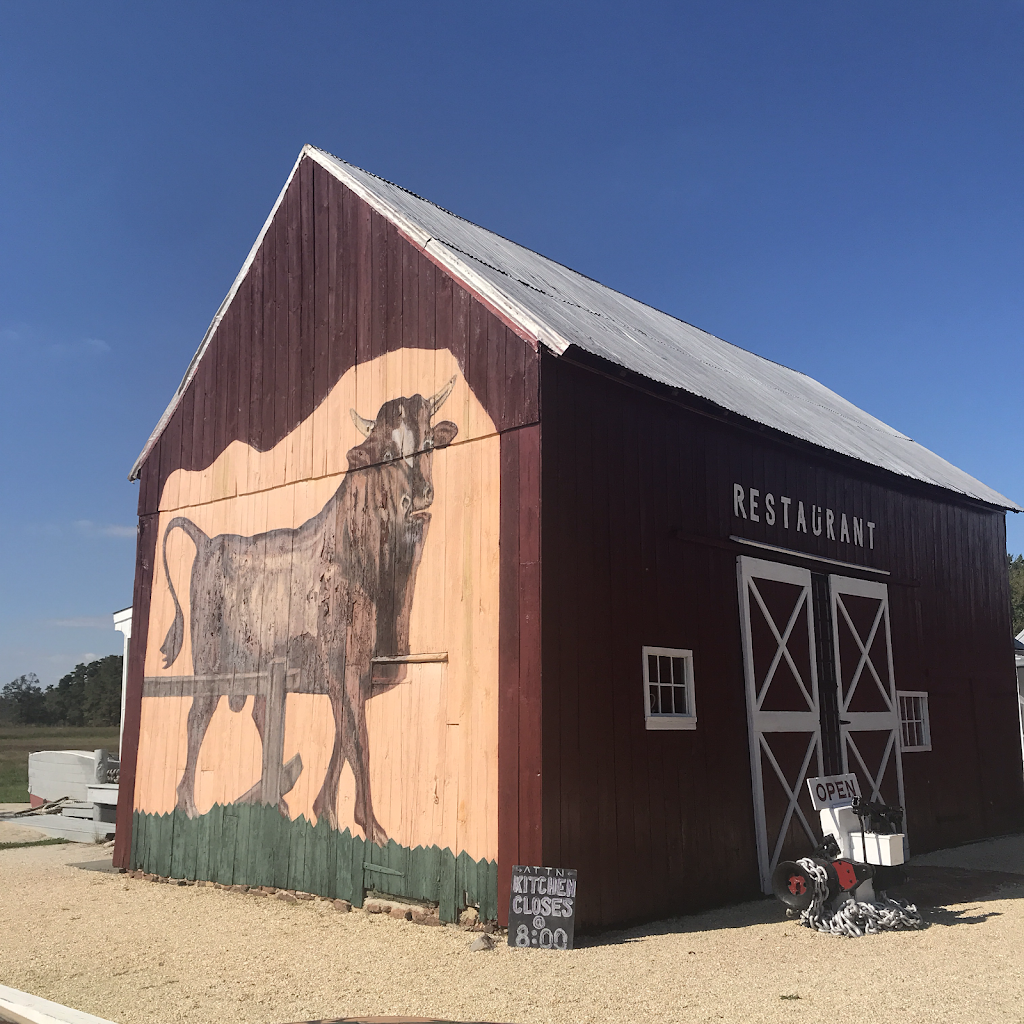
(113, 605, 132, 754)
(26, 750, 117, 842)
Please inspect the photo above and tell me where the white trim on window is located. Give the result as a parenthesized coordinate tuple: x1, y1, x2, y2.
(642, 646, 697, 731)
(898, 690, 931, 752)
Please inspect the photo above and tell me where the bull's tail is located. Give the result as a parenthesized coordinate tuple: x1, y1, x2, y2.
(159, 516, 208, 669)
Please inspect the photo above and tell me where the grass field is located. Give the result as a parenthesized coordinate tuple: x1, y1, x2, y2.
(0, 726, 119, 803)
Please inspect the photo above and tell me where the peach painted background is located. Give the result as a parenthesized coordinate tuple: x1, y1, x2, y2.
(135, 348, 499, 863)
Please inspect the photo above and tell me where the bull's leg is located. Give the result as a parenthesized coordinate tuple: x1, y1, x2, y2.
(175, 694, 219, 817)
(347, 696, 388, 847)
(312, 689, 346, 830)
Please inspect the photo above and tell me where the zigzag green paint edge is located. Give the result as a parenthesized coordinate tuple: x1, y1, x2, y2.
(129, 804, 497, 922)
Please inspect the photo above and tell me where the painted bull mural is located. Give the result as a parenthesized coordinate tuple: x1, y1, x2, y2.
(158, 378, 458, 845)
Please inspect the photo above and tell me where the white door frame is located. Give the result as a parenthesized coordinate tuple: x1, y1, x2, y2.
(738, 556, 823, 893)
(829, 574, 907, 847)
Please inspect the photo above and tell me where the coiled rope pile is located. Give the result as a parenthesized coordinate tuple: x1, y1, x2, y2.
(796, 858, 925, 937)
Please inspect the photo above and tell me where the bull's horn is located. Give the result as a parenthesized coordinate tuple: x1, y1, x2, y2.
(428, 375, 457, 417)
(350, 409, 375, 437)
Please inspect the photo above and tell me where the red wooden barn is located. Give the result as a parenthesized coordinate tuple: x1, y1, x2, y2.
(115, 145, 1023, 929)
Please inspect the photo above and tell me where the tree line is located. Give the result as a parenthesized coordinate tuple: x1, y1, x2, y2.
(0, 655, 123, 727)
(1011, 553, 1024, 637)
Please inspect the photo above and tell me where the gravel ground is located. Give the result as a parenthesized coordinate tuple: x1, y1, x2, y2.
(1, 826, 1023, 1024)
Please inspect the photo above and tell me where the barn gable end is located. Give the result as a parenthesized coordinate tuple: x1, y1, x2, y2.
(116, 156, 542, 924)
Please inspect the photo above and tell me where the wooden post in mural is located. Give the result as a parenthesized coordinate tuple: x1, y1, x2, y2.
(261, 660, 289, 810)
(143, 665, 308, 810)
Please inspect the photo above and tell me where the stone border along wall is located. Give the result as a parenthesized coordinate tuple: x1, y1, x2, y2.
(129, 805, 499, 923)
(123, 870, 501, 932)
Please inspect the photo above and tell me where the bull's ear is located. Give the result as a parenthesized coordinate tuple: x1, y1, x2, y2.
(347, 443, 372, 470)
(430, 420, 458, 449)
(350, 409, 375, 437)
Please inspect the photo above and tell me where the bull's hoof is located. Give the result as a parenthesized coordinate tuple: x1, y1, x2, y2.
(312, 797, 338, 831)
(174, 793, 198, 818)
(368, 822, 389, 847)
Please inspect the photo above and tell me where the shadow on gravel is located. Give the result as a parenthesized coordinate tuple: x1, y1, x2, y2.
(900, 865, 1024, 909)
(576, 898, 785, 947)
(577, 865, 1024, 946)
(922, 905, 1002, 927)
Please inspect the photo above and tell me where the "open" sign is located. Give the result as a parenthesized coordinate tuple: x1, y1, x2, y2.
(806, 773, 861, 810)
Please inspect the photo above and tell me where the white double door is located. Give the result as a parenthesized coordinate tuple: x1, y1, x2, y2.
(737, 556, 906, 893)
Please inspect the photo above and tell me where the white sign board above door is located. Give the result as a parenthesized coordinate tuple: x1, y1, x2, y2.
(807, 773, 861, 810)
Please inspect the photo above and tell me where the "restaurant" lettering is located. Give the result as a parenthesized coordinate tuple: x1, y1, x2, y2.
(732, 483, 876, 550)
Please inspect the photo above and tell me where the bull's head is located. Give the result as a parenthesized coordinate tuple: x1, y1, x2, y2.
(346, 376, 459, 520)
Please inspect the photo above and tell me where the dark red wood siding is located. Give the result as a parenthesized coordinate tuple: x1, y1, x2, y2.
(540, 351, 1023, 930)
(115, 157, 542, 879)
(497, 424, 543, 926)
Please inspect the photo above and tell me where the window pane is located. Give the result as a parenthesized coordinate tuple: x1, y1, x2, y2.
(659, 656, 672, 683)
(672, 658, 685, 687)
(649, 685, 660, 714)
(661, 685, 673, 714)
(674, 685, 687, 716)
(648, 654, 659, 684)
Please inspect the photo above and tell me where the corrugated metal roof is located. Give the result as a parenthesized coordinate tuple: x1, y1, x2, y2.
(131, 145, 1020, 512)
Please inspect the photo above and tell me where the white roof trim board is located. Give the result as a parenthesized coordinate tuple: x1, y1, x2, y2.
(130, 145, 1019, 512)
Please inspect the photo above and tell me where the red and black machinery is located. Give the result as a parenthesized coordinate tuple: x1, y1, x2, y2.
(772, 774, 908, 915)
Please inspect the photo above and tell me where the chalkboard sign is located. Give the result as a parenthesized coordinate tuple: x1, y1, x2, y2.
(507, 865, 577, 950)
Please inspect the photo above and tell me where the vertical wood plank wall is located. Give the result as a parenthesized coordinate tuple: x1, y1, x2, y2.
(540, 352, 1023, 929)
(497, 425, 543, 926)
(115, 157, 542, 926)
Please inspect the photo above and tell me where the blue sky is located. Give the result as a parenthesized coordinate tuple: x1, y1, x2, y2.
(1, 1, 1021, 686)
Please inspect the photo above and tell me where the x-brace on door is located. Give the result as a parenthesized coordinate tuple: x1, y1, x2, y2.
(829, 574, 906, 826)
(737, 556, 823, 894)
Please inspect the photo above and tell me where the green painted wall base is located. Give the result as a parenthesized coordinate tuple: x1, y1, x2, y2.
(130, 804, 497, 922)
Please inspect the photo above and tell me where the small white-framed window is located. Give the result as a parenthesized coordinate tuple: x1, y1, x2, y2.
(643, 647, 696, 731)
(898, 691, 931, 751)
